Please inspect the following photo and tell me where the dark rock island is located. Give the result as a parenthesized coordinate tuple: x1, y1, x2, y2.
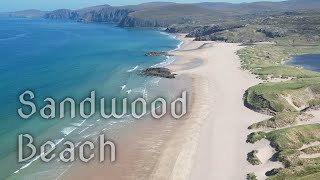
(141, 68, 176, 79)
(145, 51, 173, 57)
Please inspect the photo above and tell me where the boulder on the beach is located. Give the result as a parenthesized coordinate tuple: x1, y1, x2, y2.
(141, 68, 176, 79)
(145, 52, 173, 57)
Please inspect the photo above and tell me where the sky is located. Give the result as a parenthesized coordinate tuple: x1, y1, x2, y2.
(0, 0, 284, 12)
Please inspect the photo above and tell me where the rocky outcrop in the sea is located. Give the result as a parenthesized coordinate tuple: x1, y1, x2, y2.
(141, 68, 176, 79)
(145, 52, 173, 56)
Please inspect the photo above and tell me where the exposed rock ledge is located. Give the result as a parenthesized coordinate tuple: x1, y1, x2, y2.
(145, 51, 173, 57)
(141, 68, 176, 79)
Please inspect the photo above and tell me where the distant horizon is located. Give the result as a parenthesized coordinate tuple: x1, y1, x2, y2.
(0, 0, 285, 12)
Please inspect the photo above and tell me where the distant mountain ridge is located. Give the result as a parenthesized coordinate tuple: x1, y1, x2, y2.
(0, 9, 47, 18)
(43, 0, 320, 28)
(2, 0, 320, 28)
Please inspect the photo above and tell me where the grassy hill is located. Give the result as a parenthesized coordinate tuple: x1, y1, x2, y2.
(238, 25, 320, 179)
(35, 0, 320, 30)
(119, 4, 226, 27)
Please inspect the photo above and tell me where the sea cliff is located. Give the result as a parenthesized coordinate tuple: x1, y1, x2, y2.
(44, 8, 132, 23)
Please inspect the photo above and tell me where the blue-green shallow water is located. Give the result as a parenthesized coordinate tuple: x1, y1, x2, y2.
(287, 54, 320, 72)
(0, 17, 179, 178)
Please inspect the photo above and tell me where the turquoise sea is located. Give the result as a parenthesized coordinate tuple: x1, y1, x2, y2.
(0, 17, 180, 179)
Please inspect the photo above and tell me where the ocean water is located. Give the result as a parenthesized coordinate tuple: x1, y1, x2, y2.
(287, 54, 320, 72)
(0, 17, 179, 179)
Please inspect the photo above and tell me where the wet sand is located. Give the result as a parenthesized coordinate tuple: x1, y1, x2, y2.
(58, 75, 194, 180)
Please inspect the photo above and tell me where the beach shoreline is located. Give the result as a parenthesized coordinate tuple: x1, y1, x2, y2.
(143, 26, 320, 180)
(59, 33, 276, 180)
(3, 1, 320, 178)
(155, 34, 281, 180)
(14, 33, 285, 180)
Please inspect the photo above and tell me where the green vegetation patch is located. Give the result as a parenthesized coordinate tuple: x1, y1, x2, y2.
(276, 149, 303, 167)
(266, 124, 320, 151)
(237, 12, 320, 180)
(247, 131, 266, 144)
(301, 145, 320, 155)
(238, 44, 320, 79)
(210, 26, 268, 43)
(244, 78, 320, 114)
(247, 150, 262, 165)
(267, 163, 320, 180)
(246, 172, 258, 180)
(129, 4, 226, 26)
(266, 168, 282, 177)
(263, 125, 320, 179)
(236, 12, 320, 180)
(248, 112, 311, 129)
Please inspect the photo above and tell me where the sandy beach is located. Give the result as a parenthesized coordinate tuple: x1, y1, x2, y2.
(58, 34, 281, 180)
(158, 34, 281, 180)
(3, 2, 320, 179)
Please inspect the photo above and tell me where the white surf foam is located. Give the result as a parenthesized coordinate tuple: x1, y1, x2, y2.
(70, 119, 86, 127)
(53, 138, 65, 146)
(151, 56, 175, 68)
(127, 65, 139, 72)
(61, 127, 77, 136)
(79, 127, 89, 134)
(160, 31, 176, 39)
(13, 151, 46, 174)
(171, 41, 184, 51)
(120, 85, 126, 90)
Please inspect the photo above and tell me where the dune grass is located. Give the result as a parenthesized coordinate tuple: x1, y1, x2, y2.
(301, 145, 320, 155)
(247, 150, 262, 165)
(246, 173, 258, 180)
(248, 112, 312, 129)
(211, 26, 268, 43)
(264, 125, 320, 179)
(244, 77, 320, 114)
(247, 131, 266, 144)
(267, 163, 320, 180)
(238, 44, 320, 79)
(247, 124, 320, 150)
(240, 42, 320, 179)
(266, 124, 320, 150)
